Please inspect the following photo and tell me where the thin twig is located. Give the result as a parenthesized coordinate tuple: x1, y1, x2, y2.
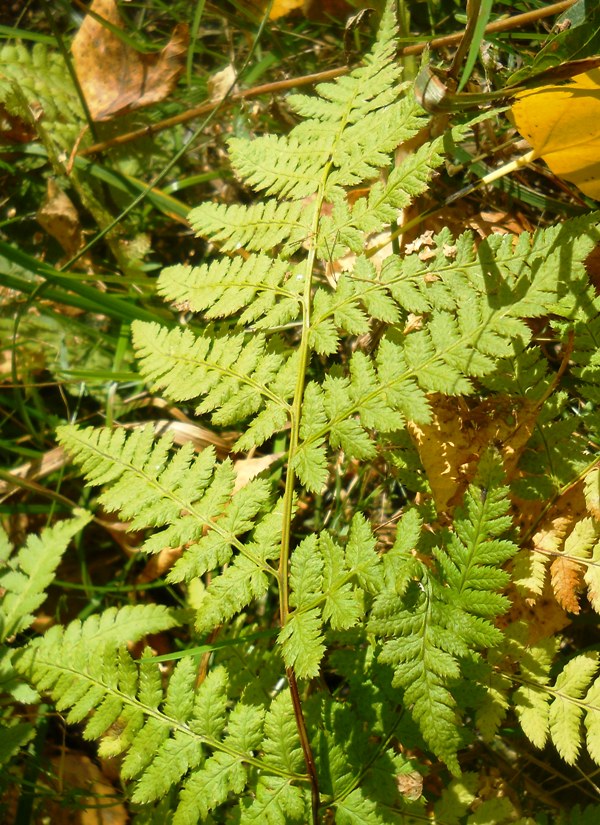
(79, 0, 575, 157)
(79, 68, 347, 156)
(399, 0, 576, 55)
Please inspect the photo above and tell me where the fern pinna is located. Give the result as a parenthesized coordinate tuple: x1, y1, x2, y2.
(13, 2, 600, 821)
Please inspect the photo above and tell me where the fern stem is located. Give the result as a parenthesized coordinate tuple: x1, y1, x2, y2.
(278, 175, 328, 823)
(278, 220, 320, 624)
(287, 666, 321, 824)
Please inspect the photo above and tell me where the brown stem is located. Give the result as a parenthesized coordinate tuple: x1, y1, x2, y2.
(78, 67, 347, 157)
(287, 666, 320, 824)
(78, 0, 575, 158)
(399, 0, 576, 56)
(447, 0, 482, 83)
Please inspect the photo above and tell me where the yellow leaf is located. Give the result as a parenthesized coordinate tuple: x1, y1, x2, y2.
(511, 68, 600, 200)
(269, 0, 304, 19)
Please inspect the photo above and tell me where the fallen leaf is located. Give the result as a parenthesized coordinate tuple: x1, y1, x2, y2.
(407, 393, 541, 515)
(502, 579, 570, 646)
(233, 452, 284, 493)
(207, 64, 237, 102)
(72, 0, 189, 121)
(269, 0, 304, 20)
(584, 541, 600, 613)
(36, 178, 83, 258)
(44, 752, 127, 825)
(511, 68, 600, 200)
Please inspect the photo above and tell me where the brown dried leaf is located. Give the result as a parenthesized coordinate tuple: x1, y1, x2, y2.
(207, 64, 237, 102)
(550, 554, 584, 614)
(44, 752, 127, 825)
(36, 178, 83, 257)
(584, 541, 600, 613)
(0, 104, 36, 144)
(137, 546, 182, 583)
(408, 393, 541, 515)
(396, 771, 423, 801)
(233, 453, 283, 493)
(72, 0, 188, 121)
(584, 466, 600, 520)
(0, 446, 67, 496)
(502, 579, 570, 645)
(551, 517, 600, 613)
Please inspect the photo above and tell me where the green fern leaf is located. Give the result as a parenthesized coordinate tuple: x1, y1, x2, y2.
(131, 322, 290, 427)
(0, 722, 35, 767)
(0, 510, 91, 641)
(59, 423, 273, 565)
(0, 511, 93, 721)
(370, 453, 518, 772)
(157, 255, 302, 329)
(239, 690, 308, 822)
(514, 646, 600, 766)
(188, 200, 310, 255)
(280, 520, 381, 679)
(549, 652, 599, 764)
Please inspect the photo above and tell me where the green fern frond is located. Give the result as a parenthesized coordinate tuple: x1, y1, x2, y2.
(280, 515, 382, 678)
(157, 255, 303, 328)
(18, 629, 309, 822)
(188, 200, 311, 255)
(56, 425, 283, 630)
(567, 295, 600, 406)
(369, 452, 518, 773)
(514, 648, 600, 765)
(130, 320, 296, 451)
(0, 512, 91, 764)
(189, 2, 439, 265)
(0, 510, 91, 642)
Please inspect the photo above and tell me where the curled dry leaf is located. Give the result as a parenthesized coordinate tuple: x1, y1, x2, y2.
(36, 178, 83, 258)
(71, 0, 189, 121)
(207, 64, 237, 102)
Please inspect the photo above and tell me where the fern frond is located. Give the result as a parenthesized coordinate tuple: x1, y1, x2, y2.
(18, 628, 309, 821)
(279, 515, 382, 678)
(157, 255, 303, 329)
(369, 452, 518, 773)
(132, 322, 289, 419)
(0, 511, 92, 723)
(0, 516, 93, 764)
(57, 425, 282, 630)
(514, 648, 600, 766)
(188, 200, 310, 255)
(0, 511, 91, 641)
